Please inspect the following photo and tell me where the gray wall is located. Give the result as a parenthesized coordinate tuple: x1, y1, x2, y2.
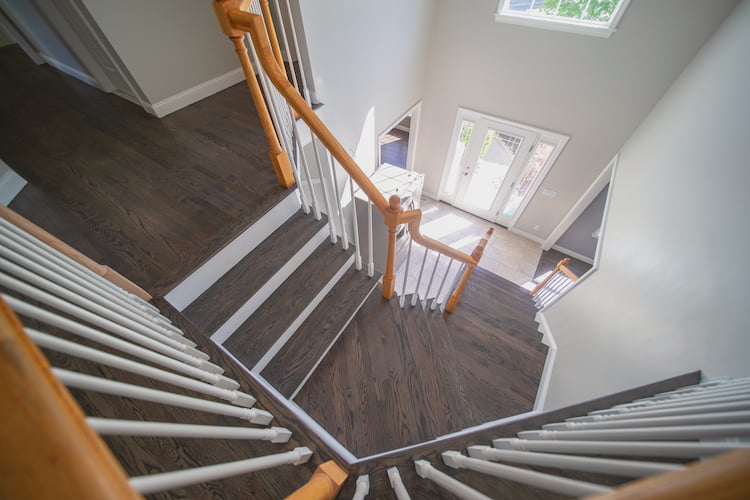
(555, 184, 608, 261)
(414, 0, 738, 242)
(543, 0, 750, 410)
(0, 20, 14, 46)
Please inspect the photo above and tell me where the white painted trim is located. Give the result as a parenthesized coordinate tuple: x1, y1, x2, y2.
(210, 224, 329, 345)
(165, 192, 300, 311)
(112, 89, 141, 106)
(214, 344, 358, 464)
(551, 244, 595, 265)
(509, 227, 545, 245)
(39, 54, 96, 87)
(394, 124, 410, 133)
(0, 160, 27, 205)
(0, 7, 43, 64)
(378, 101, 421, 171)
(593, 155, 618, 269)
(543, 155, 616, 251)
(533, 312, 557, 412)
(144, 67, 245, 118)
(289, 278, 380, 400)
(253, 254, 355, 373)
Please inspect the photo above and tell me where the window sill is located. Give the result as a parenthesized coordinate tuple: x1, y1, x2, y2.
(494, 12, 616, 38)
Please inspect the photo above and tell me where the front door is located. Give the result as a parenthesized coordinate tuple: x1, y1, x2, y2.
(446, 116, 537, 222)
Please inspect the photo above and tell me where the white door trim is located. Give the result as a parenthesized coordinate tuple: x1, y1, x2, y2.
(543, 154, 617, 251)
(378, 101, 421, 172)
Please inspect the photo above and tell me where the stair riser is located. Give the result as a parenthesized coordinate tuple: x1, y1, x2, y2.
(165, 191, 301, 311)
(210, 225, 330, 345)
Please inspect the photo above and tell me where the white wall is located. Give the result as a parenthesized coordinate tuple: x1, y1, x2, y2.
(542, 0, 750, 410)
(79, 0, 242, 113)
(415, 0, 738, 240)
(298, 0, 434, 175)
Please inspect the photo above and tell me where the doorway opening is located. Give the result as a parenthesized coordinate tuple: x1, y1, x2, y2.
(439, 108, 568, 228)
(378, 103, 420, 171)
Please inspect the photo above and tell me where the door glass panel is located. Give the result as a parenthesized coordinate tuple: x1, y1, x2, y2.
(463, 128, 523, 211)
(443, 120, 474, 195)
(501, 141, 554, 218)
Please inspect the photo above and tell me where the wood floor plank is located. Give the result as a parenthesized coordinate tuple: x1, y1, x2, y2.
(223, 240, 354, 369)
(182, 211, 327, 334)
(262, 266, 380, 398)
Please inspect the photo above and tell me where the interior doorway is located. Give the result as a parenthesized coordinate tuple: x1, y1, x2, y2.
(378, 103, 420, 171)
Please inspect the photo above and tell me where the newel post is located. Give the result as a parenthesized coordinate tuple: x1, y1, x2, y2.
(381, 195, 402, 299)
(284, 461, 347, 500)
(212, 0, 295, 188)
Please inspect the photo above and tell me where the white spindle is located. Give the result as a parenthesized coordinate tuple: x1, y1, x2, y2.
(367, 200, 374, 276)
(271, 0, 303, 97)
(432, 258, 454, 311)
(279, 0, 312, 103)
(518, 423, 750, 441)
(28, 329, 255, 407)
(352, 474, 370, 500)
(311, 137, 337, 243)
(650, 378, 750, 398)
(570, 400, 750, 423)
(53, 368, 274, 424)
(0, 257, 186, 343)
(0, 275, 207, 359)
(400, 235, 413, 308)
(593, 393, 750, 415)
(492, 437, 744, 459)
(411, 247, 429, 307)
(467, 445, 682, 478)
(440, 453, 609, 497)
(0, 222, 157, 315)
(387, 467, 411, 500)
(349, 178, 362, 270)
(544, 410, 750, 431)
(129, 447, 312, 495)
(618, 385, 750, 408)
(87, 418, 291, 442)
(421, 253, 441, 308)
(327, 153, 349, 250)
(292, 116, 321, 219)
(415, 459, 493, 500)
(5, 296, 228, 380)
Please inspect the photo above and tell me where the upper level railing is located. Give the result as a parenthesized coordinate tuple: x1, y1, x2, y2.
(0, 214, 345, 499)
(530, 257, 579, 310)
(212, 0, 490, 311)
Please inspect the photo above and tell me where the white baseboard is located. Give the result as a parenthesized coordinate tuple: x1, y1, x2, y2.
(552, 244, 595, 265)
(509, 227, 545, 245)
(40, 54, 97, 87)
(145, 67, 245, 118)
(0, 165, 27, 205)
(533, 311, 557, 412)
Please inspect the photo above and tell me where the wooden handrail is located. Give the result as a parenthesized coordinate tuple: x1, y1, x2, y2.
(584, 448, 750, 500)
(530, 257, 578, 296)
(215, 5, 485, 308)
(285, 460, 348, 500)
(445, 228, 494, 313)
(0, 204, 152, 302)
(0, 296, 142, 499)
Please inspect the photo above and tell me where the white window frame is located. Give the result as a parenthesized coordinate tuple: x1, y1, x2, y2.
(495, 0, 631, 38)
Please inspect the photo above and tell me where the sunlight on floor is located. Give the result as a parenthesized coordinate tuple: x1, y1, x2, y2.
(421, 213, 474, 241)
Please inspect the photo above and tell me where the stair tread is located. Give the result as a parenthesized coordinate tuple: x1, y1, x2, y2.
(182, 210, 327, 334)
(224, 240, 354, 369)
(263, 266, 381, 398)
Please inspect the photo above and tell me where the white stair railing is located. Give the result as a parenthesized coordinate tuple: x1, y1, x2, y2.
(410, 377, 750, 498)
(530, 257, 578, 310)
(387, 466, 412, 500)
(352, 474, 370, 500)
(0, 216, 316, 496)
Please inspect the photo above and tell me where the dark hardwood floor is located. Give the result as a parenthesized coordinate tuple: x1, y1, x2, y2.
(380, 128, 409, 169)
(0, 44, 289, 297)
(296, 267, 548, 457)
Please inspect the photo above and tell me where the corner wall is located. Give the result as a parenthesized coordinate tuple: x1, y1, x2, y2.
(542, 0, 750, 410)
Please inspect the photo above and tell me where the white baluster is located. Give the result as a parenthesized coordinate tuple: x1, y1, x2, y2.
(411, 247, 429, 307)
(352, 474, 370, 500)
(349, 178, 362, 270)
(400, 235, 413, 308)
(327, 153, 349, 250)
(387, 467, 411, 500)
(129, 447, 312, 495)
(416, 459, 493, 500)
(88, 418, 291, 442)
(518, 423, 750, 441)
(440, 453, 609, 497)
(367, 200, 374, 277)
(279, 0, 312, 103)
(311, 137, 337, 243)
(569, 400, 750, 423)
(28, 329, 255, 407)
(432, 258, 454, 311)
(422, 253, 441, 308)
(544, 410, 750, 431)
(291, 115, 321, 219)
(53, 368, 274, 424)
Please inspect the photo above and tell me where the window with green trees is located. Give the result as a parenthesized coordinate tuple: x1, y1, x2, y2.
(495, 0, 631, 38)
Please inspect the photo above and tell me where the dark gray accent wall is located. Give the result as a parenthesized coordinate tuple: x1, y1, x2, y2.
(556, 184, 609, 260)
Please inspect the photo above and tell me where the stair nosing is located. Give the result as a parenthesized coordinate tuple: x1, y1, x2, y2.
(251, 253, 356, 373)
(210, 224, 329, 345)
(288, 276, 381, 401)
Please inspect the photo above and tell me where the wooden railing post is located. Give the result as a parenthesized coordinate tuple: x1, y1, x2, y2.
(0, 297, 142, 499)
(445, 228, 493, 313)
(382, 195, 402, 299)
(530, 258, 575, 296)
(213, 0, 295, 188)
(285, 460, 348, 500)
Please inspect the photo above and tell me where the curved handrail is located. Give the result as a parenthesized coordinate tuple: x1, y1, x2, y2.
(530, 258, 578, 296)
(217, 4, 488, 307)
